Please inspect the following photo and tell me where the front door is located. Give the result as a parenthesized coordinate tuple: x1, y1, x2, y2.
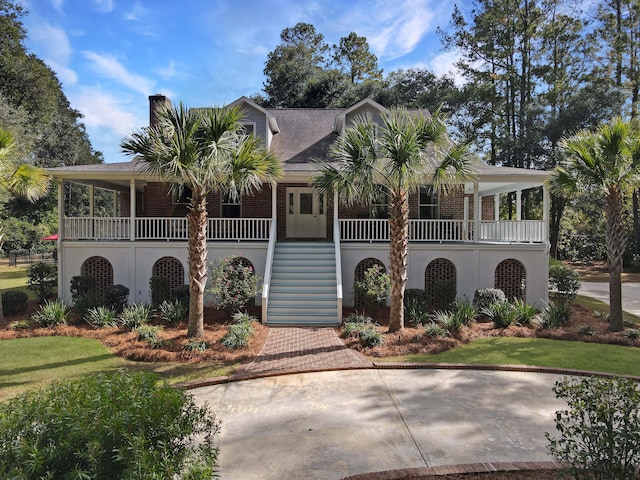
(286, 187, 326, 239)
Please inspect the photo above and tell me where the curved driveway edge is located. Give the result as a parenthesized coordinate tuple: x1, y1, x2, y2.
(190, 369, 570, 480)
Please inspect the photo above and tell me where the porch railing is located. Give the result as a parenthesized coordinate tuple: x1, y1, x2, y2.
(339, 219, 544, 243)
(63, 217, 271, 241)
(480, 220, 544, 242)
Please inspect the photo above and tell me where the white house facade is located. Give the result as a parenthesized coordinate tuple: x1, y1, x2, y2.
(46, 96, 551, 326)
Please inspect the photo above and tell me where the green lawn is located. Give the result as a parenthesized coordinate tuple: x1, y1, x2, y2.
(0, 336, 238, 402)
(380, 337, 640, 376)
(0, 264, 33, 298)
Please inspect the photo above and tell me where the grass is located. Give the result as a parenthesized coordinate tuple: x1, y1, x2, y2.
(0, 336, 238, 402)
(380, 337, 640, 377)
(0, 264, 34, 299)
(574, 294, 640, 325)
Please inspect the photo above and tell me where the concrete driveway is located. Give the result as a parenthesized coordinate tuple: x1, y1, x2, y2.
(579, 282, 640, 316)
(191, 369, 567, 480)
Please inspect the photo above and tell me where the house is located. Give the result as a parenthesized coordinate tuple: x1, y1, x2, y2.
(46, 96, 550, 326)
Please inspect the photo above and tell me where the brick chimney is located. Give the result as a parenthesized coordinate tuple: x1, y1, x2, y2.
(148, 94, 170, 127)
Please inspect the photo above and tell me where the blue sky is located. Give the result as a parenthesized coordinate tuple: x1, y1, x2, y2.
(22, 0, 462, 163)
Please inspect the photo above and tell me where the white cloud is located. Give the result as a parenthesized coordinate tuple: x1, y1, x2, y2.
(92, 0, 115, 13)
(124, 2, 147, 21)
(156, 60, 178, 80)
(70, 87, 143, 137)
(83, 51, 155, 95)
(344, 0, 436, 60)
(429, 49, 466, 86)
(27, 22, 78, 85)
(51, 0, 64, 14)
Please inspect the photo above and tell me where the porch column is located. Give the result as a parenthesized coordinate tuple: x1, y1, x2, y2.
(494, 194, 500, 221)
(271, 183, 277, 220)
(89, 185, 94, 238)
(543, 183, 550, 246)
(463, 197, 469, 240)
(130, 179, 136, 241)
(516, 189, 522, 221)
(57, 180, 64, 300)
(473, 181, 480, 242)
(333, 190, 339, 241)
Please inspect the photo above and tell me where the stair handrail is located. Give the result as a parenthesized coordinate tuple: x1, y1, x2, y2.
(334, 214, 343, 323)
(261, 219, 277, 324)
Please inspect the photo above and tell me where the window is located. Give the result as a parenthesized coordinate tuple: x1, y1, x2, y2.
(221, 191, 241, 218)
(173, 185, 192, 205)
(370, 186, 389, 219)
(240, 122, 255, 135)
(419, 186, 439, 219)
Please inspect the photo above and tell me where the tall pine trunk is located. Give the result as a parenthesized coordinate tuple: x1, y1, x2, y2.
(605, 188, 626, 332)
(388, 193, 409, 332)
(187, 191, 208, 338)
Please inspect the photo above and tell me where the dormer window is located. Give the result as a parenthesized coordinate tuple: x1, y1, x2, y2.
(240, 122, 255, 136)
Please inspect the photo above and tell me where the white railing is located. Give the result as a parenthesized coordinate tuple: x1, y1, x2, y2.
(207, 218, 271, 241)
(480, 220, 545, 242)
(64, 217, 130, 240)
(64, 217, 271, 241)
(339, 219, 544, 243)
(261, 220, 278, 324)
(410, 220, 473, 242)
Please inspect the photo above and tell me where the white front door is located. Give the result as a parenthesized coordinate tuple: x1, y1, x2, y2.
(286, 187, 326, 239)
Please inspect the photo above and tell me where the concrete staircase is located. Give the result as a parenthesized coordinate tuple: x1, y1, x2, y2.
(266, 242, 340, 326)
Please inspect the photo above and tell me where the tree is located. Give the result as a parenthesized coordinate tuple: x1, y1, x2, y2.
(332, 32, 382, 84)
(0, 127, 48, 321)
(121, 102, 281, 338)
(552, 118, 640, 331)
(312, 109, 472, 331)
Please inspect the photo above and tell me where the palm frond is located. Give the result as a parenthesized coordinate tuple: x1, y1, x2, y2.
(5, 163, 49, 202)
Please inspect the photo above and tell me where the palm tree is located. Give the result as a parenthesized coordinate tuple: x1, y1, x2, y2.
(121, 102, 281, 338)
(0, 127, 49, 322)
(552, 118, 640, 331)
(312, 108, 473, 332)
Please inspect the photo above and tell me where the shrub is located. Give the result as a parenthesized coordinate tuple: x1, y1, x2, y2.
(625, 329, 640, 339)
(172, 284, 190, 306)
(149, 275, 171, 307)
(430, 309, 464, 332)
(27, 262, 57, 301)
(9, 319, 30, 330)
(432, 278, 456, 310)
(73, 292, 103, 318)
(342, 316, 382, 347)
(84, 306, 119, 328)
(512, 298, 537, 325)
(547, 376, 640, 480)
(158, 299, 188, 324)
(221, 311, 257, 349)
(136, 324, 163, 349)
(104, 284, 129, 312)
(0, 371, 219, 479)
(207, 256, 262, 315)
(70, 275, 96, 300)
(540, 301, 571, 328)
(404, 289, 429, 309)
(183, 338, 209, 353)
(451, 298, 477, 326)
(118, 303, 153, 330)
(578, 325, 596, 336)
(404, 295, 430, 326)
(31, 299, 71, 327)
(482, 301, 518, 328)
(425, 321, 450, 338)
(1, 290, 28, 315)
(354, 264, 390, 315)
(549, 264, 580, 305)
(472, 288, 506, 310)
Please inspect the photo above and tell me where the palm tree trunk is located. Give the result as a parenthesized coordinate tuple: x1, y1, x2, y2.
(187, 191, 208, 338)
(606, 189, 626, 331)
(388, 193, 409, 332)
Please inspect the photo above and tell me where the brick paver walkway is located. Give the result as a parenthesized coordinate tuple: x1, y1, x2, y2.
(234, 327, 371, 378)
